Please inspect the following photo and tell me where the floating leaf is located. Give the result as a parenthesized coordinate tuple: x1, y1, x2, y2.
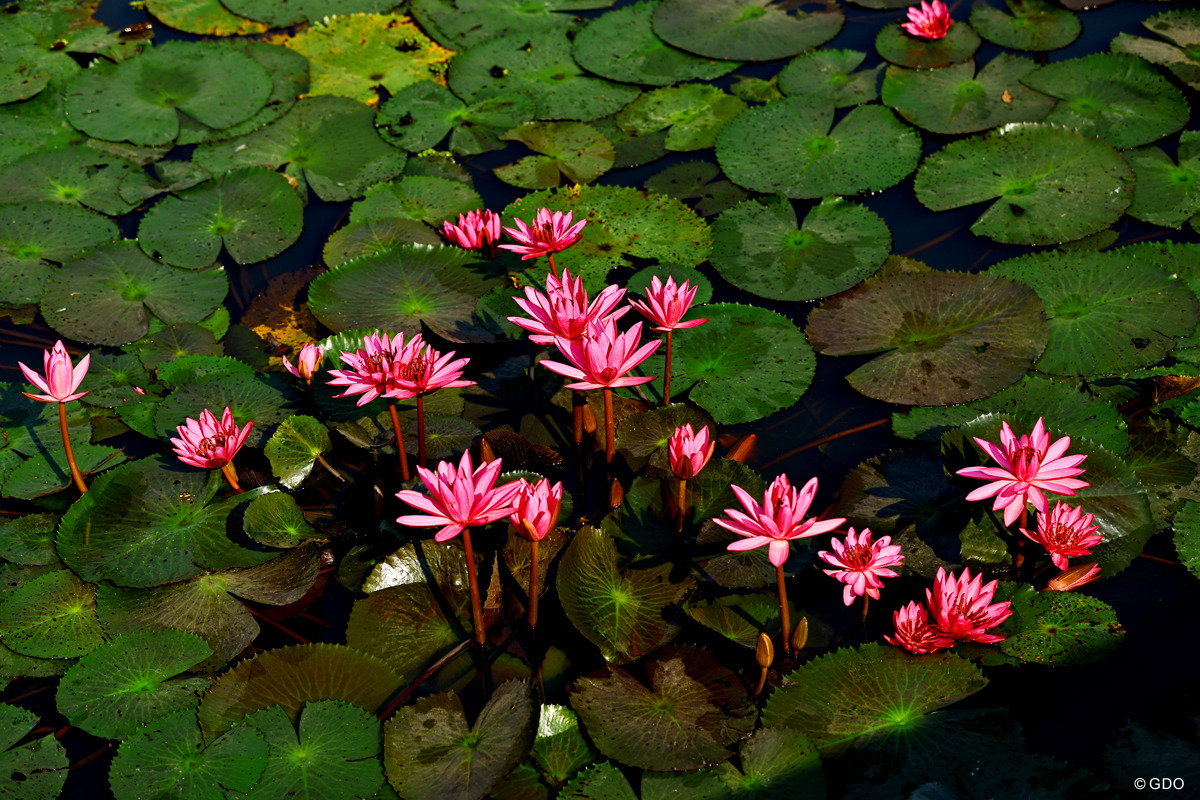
(384, 680, 536, 800)
(0, 201, 119, 307)
(264, 415, 332, 489)
(497, 122, 615, 189)
(876, 21, 981, 69)
(652, 0, 843, 61)
(138, 167, 303, 269)
(224, 0, 398, 27)
(643, 161, 748, 217)
(558, 762, 636, 800)
(573, 1, 740, 86)
(0, 703, 66, 798)
(686, 593, 781, 648)
(324, 218, 442, 266)
(351, 176, 483, 227)
(1125, 132, 1200, 228)
(715, 727, 827, 800)
(135, 324, 223, 370)
(412, 0, 605, 50)
(0, 148, 139, 216)
(0, 568, 103, 658)
(615, 402, 715, 477)
(1173, 501, 1200, 582)
(912, 123, 1133, 245)
(716, 97, 921, 199)
(777, 49, 882, 107)
(0, 438, 124, 500)
(569, 645, 756, 771)
(0, 514, 58, 566)
(807, 271, 1047, 406)
(154, 372, 298, 448)
(988, 249, 1198, 376)
(711, 195, 890, 302)
(998, 584, 1124, 665)
(531, 704, 598, 787)
(243, 493, 322, 548)
(969, 0, 1081, 51)
(1111, 10, 1200, 92)
(616, 85, 745, 152)
(144, 0, 269, 35)
(376, 81, 538, 156)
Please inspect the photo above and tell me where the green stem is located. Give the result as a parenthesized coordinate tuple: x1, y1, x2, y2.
(58, 403, 87, 494)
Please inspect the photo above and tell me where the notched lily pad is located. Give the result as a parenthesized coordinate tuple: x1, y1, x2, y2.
(497, 121, 615, 189)
(876, 21, 982, 69)
(778, 48, 883, 107)
(970, 0, 1081, 51)
(616, 85, 746, 152)
(1112, 9, 1200, 92)
(1125, 131, 1200, 228)
(998, 584, 1124, 665)
(652, 0, 843, 61)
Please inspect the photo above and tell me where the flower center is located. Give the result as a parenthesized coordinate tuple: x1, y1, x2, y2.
(397, 355, 430, 383)
(196, 435, 227, 456)
(842, 544, 874, 568)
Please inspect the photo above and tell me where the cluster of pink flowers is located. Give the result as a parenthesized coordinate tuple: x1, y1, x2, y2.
(324, 331, 474, 406)
(885, 567, 1012, 654)
(441, 207, 584, 262)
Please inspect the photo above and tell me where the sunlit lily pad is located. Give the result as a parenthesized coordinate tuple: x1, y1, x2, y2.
(376, 81, 538, 155)
(497, 122, 615, 189)
(412, 0, 609, 50)
(0, 201, 118, 307)
(716, 97, 921, 199)
(876, 21, 982, 69)
(652, 0, 843, 61)
(351, 176, 483, 227)
(616, 85, 745, 152)
(324, 218, 441, 266)
(1020, 53, 1189, 149)
(806, 271, 1047, 406)
(224, 0, 398, 26)
(778, 49, 882, 107)
(144, 0, 268, 35)
(711, 195, 890, 301)
(0, 148, 139, 216)
(243, 493, 322, 548)
(64, 42, 273, 146)
(569, 645, 756, 771)
(970, 0, 1081, 51)
(449, 30, 639, 121)
(0, 568, 103, 658)
(573, 1, 740, 86)
(685, 593, 781, 648)
(154, 371, 298, 448)
(988, 249, 1199, 376)
(998, 584, 1124, 665)
(882, 55, 1054, 135)
(263, 415, 332, 490)
(643, 161, 748, 217)
(1125, 132, 1200, 228)
(913, 123, 1133, 245)
(715, 728, 826, 800)
(1112, 10, 1200, 92)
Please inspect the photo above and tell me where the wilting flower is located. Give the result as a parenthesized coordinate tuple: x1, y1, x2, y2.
(500, 208, 586, 261)
(326, 331, 422, 406)
(926, 567, 1012, 644)
(818, 527, 905, 606)
(716, 475, 846, 567)
(508, 478, 563, 542)
(541, 318, 661, 390)
(1047, 562, 1102, 592)
(396, 451, 523, 542)
(508, 268, 627, 345)
(442, 209, 501, 256)
(283, 343, 324, 381)
(19, 340, 90, 404)
(956, 417, 1089, 527)
(1021, 501, 1102, 570)
(885, 601, 955, 654)
(628, 276, 709, 333)
(171, 407, 253, 469)
(388, 341, 476, 399)
(902, 0, 952, 39)
(668, 423, 715, 480)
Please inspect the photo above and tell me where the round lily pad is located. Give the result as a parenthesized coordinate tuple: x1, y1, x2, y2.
(573, 1, 741, 86)
(144, 0, 268, 35)
(1020, 53, 1189, 149)
(1125, 132, 1200, 228)
(154, 371, 297, 449)
(0, 201, 118, 307)
(0, 703, 66, 799)
(882, 54, 1055, 135)
(652, 0, 843, 61)
(643, 161, 748, 217)
(412, 0, 606, 50)
(913, 123, 1133, 245)
(376, 81, 537, 155)
(711, 195, 890, 301)
(263, 415, 333, 490)
(243, 493, 321, 548)
(224, 0, 398, 26)
(350, 175, 483, 228)
(988, 249, 1199, 376)
(716, 97, 921, 199)
(685, 593, 781, 648)
(616, 85, 745, 152)
(876, 21, 981, 69)
(324, 218, 442, 266)
(0, 514, 59, 566)
(0, 568, 103, 658)
(969, 0, 1081, 51)
(998, 584, 1124, 666)
(778, 48, 883, 107)
(0, 148, 140, 217)
(496, 121, 615, 189)
(806, 271, 1048, 406)
(64, 41, 273, 145)
(138, 167, 303, 269)
(41, 240, 228, 346)
(1111, 10, 1200, 92)
(715, 728, 825, 800)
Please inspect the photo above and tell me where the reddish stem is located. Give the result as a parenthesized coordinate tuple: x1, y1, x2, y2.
(603, 387, 615, 465)
(547, 253, 559, 279)
(417, 395, 427, 469)
(776, 562, 791, 657)
(59, 403, 87, 493)
(662, 330, 673, 406)
(757, 418, 889, 471)
(462, 528, 486, 647)
(388, 402, 411, 482)
(676, 478, 687, 533)
(528, 538, 539, 632)
(572, 390, 584, 445)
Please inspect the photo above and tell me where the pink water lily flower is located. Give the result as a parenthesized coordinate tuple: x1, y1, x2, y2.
(541, 318, 661, 390)
(387, 342, 476, 399)
(885, 601, 955, 654)
(326, 331, 423, 406)
(508, 268, 627, 345)
(926, 567, 1012, 644)
(283, 342, 324, 381)
(818, 527, 905, 606)
(668, 423, 715, 480)
(395, 451, 523, 542)
(508, 477, 563, 542)
(443, 209, 501, 257)
(902, 0, 952, 39)
(19, 340, 90, 404)
(956, 417, 1089, 527)
(716, 475, 846, 567)
(1021, 501, 1102, 571)
(171, 407, 253, 470)
(628, 276, 709, 333)
(500, 208, 586, 261)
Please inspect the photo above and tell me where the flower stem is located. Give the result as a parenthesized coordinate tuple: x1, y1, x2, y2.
(220, 463, 243, 493)
(776, 563, 791, 657)
(662, 330, 672, 406)
(1014, 507, 1028, 580)
(547, 253, 558, 279)
(388, 402, 411, 482)
(316, 454, 347, 483)
(676, 478, 687, 533)
(528, 538, 539, 632)
(861, 594, 870, 622)
(417, 395, 427, 469)
(58, 403, 87, 494)
(572, 390, 584, 445)
(462, 528, 486, 647)
(754, 667, 768, 698)
(603, 387, 615, 464)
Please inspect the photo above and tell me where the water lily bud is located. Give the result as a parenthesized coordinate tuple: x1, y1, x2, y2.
(790, 617, 809, 654)
(609, 478, 624, 509)
(756, 632, 774, 669)
(1047, 562, 1101, 592)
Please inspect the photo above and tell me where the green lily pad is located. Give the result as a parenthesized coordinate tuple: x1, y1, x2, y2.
(641, 768, 729, 800)
(716, 97, 921, 199)
(1111, 10, 1200, 92)
(154, 371, 298, 448)
(144, 0, 268, 35)
(913, 123, 1133, 245)
(573, 1, 741, 86)
(643, 161, 748, 217)
(64, 41, 273, 146)
(569, 645, 756, 771)
(223, 0, 399, 26)
(1020, 53, 1189, 149)
(376, 81, 538, 156)
(807, 271, 1047, 406)
(243, 493, 322, 548)
(778, 49, 883, 108)
(764, 643, 988, 753)
(686, 593, 781, 648)
(0, 703, 66, 798)
(384, 680, 536, 800)
(988, 249, 1198, 376)
(119, 159, 214, 206)
(876, 21, 981, 69)
(108, 709, 268, 800)
(555, 761, 636, 800)
(497, 122, 615, 189)
(264, 415, 332, 490)
(652, 0, 843, 61)
(0, 29, 55, 105)
(1124, 418, 1200, 529)
(1173, 501, 1200, 582)
(556, 527, 694, 664)
(413, 0, 614, 49)
(0, 514, 58, 566)
(78, 352, 153, 409)
(138, 167, 303, 269)
(530, 704, 598, 788)
(324, 218, 442, 266)
(615, 402, 715, 477)
(970, 0, 1081, 51)
(350, 176, 483, 227)
(1, 438, 124, 500)
(998, 584, 1124, 665)
(0, 568, 103, 658)
(1125, 132, 1200, 228)
(0, 201, 119, 307)
(134, 323, 223, 370)
(616, 85, 745, 152)
(711, 195, 890, 302)
(592, 116, 669, 169)
(448, 30, 639, 122)
(56, 630, 212, 739)
(715, 727, 827, 800)
(0, 148, 139, 216)
(882, 55, 1054, 135)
